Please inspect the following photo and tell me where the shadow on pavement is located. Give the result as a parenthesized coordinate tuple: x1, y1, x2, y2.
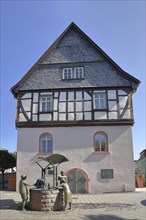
(74, 202, 137, 211)
(0, 199, 23, 210)
(85, 214, 137, 220)
(0, 199, 16, 209)
(141, 200, 146, 206)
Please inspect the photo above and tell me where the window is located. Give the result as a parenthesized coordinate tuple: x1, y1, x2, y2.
(40, 95, 52, 112)
(75, 67, 84, 78)
(63, 68, 72, 79)
(94, 92, 106, 109)
(94, 132, 108, 152)
(40, 133, 53, 153)
(63, 67, 84, 79)
(101, 169, 113, 179)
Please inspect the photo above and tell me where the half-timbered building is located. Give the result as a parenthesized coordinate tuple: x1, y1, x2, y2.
(11, 22, 140, 193)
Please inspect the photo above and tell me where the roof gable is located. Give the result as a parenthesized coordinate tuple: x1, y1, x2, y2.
(40, 27, 105, 64)
(11, 22, 140, 96)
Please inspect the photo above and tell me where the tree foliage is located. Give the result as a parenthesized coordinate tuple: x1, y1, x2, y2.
(0, 149, 16, 170)
(0, 149, 16, 189)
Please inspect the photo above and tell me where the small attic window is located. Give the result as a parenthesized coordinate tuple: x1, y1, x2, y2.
(75, 67, 84, 78)
(63, 68, 72, 79)
(63, 67, 84, 79)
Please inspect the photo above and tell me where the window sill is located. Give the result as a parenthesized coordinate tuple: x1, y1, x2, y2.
(92, 152, 110, 155)
(62, 77, 85, 80)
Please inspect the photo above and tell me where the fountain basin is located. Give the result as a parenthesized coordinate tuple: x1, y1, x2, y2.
(29, 188, 59, 211)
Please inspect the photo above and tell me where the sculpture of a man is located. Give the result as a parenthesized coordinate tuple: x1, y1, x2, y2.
(19, 174, 30, 210)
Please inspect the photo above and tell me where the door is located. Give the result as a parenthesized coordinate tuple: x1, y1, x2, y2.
(67, 168, 88, 194)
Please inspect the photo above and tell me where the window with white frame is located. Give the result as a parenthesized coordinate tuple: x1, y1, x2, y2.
(40, 133, 53, 153)
(75, 67, 84, 78)
(63, 67, 84, 79)
(94, 132, 108, 152)
(94, 92, 106, 109)
(40, 95, 52, 112)
(63, 68, 72, 79)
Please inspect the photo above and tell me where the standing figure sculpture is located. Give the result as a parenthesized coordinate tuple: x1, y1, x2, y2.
(60, 171, 67, 183)
(60, 178, 72, 210)
(19, 174, 30, 210)
(58, 172, 72, 210)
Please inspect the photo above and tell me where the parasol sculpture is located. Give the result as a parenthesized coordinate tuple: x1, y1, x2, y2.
(33, 154, 69, 188)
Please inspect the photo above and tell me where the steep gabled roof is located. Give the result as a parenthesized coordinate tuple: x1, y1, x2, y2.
(11, 22, 140, 96)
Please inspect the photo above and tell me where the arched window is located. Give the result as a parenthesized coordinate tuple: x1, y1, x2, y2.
(94, 132, 108, 152)
(40, 133, 53, 153)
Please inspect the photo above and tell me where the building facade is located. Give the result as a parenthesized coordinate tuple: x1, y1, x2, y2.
(136, 149, 146, 185)
(11, 23, 140, 193)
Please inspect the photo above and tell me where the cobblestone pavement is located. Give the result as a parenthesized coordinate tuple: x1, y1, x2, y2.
(0, 188, 146, 220)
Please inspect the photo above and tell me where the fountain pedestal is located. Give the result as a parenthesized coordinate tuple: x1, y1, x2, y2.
(29, 188, 59, 211)
(53, 188, 64, 211)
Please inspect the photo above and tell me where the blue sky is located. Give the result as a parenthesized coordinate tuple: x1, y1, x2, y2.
(0, 0, 145, 160)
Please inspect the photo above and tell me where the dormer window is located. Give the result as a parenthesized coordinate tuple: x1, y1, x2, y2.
(63, 67, 84, 79)
(63, 68, 72, 79)
(75, 67, 84, 78)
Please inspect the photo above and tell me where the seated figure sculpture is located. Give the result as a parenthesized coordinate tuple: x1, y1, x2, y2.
(34, 178, 48, 189)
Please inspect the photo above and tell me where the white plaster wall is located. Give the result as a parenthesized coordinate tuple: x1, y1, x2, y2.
(16, 125, 135, 193)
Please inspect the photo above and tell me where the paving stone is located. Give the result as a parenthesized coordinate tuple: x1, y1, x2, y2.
(0, 188, 145, 220)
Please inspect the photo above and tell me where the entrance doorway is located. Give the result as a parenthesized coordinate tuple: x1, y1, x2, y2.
(66, 168, 89, 194)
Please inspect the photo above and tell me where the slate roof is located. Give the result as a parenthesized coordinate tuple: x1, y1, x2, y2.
(11, 22, 140, 96)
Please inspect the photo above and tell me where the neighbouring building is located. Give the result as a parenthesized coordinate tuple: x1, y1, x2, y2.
(135, 149, 146, 185)
(11, 22, 140, 193)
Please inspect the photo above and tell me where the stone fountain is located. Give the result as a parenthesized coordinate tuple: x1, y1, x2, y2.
(29, 154, 69, 211)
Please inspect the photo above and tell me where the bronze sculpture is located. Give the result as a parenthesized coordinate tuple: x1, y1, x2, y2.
(28, 154, 72, 211)
(34, 177, 48, 189)
(19, 174, 32, 210)
(58, 172, 72, 210)
(60, 178, 72, 210)
(60, 171, 67, 182)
